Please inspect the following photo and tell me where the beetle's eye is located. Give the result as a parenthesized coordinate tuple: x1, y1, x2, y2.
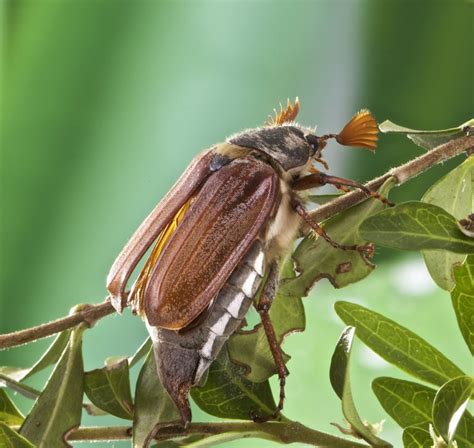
(305, 134, 325, 156)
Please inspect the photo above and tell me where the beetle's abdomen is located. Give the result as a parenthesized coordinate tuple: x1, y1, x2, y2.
(147, 240, 265, 424)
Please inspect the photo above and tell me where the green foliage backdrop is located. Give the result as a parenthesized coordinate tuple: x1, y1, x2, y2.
(1, 1, 472, 446)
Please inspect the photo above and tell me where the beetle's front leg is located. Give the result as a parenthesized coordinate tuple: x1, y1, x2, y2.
(291, 199, 374, 257)
(293, 171, 394, 206)
(252, 261, 289, 423)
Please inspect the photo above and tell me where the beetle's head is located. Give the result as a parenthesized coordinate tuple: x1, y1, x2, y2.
(228, 99, 379, 174)
(303, 108, 379, 173)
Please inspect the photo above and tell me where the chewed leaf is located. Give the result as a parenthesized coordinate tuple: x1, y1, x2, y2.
(335, 302, 464, 386)
(281, 177, 396, 297)
(330, 327, 392, 447)
(0, 422, 34, 447)
(265, 97, 300, 126)
(19, 326, 84, 447)
(227, 261, 304, 382)
(432, 376, 474, 445)
(360, 202, 474, 254)
(0, 389, 24, 425)
(84, 358, 134, 419)
(421, 156, 472, 291)
(451, 255, 474, 355)
(379, 118, 473, 150)
(191, 348, 276, 421)
(336, 110, 378, 150)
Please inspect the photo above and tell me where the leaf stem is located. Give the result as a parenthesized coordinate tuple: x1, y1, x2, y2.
(0, 135, 472, 352)
(66, 422, 370, 447)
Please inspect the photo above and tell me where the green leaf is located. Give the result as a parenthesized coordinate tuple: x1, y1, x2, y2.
(421, 157, 473, 290)
(0, 422, 34, 448)
(191, 348, 276, 421)
(372, 377, 435, 428)
(133, 349, 182, 448)
(0, 331, 70, 383)
(402, 425, 433, 448)
(335, 302, 465, 386)
(330, 327, 392, 447)
(227, 261, 304, 382)
(432, 376, 474, 445)
(0, 374, 39, 401)
(379, 119, 474, 150)
(360, 202, 474, 254)
(281, 177, 396, 297)
(84, 358, 133, 420)
(0, 389, 24, 425)
(19, 326, 85, 447)
(451, 255, 474, 355)
(129, 338, 152, 368)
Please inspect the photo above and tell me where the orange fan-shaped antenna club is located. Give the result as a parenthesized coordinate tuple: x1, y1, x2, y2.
(336, 110, 378, 151)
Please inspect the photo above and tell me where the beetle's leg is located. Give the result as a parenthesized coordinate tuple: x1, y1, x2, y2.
(293, 172, 394, 206)
(292, 200, 374, 257)
(252, 262, 289, 423)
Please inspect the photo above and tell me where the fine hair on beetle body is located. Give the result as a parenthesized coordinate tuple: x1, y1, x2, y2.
(106, 98, 388, 426)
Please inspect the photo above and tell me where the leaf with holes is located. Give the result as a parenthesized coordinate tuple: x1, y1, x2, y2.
(335, 302, 464, 386)
(422, 156, 473, 290)
(0, 389, 24, 425)
(191, 348, 276, 420)
(84, 358, 133, 419)
(451, 255, 474, 355)
(432, 376, 474, 446)
(0, 422, 34, 448)
(227, 261, 304, 382)
(281, 177, 396, 298)
(330, 327, 392, 447)
(133, 350, 182, 448)
(19, 327, 84, 447)
(360, 202, 474, 254)
(379, 119, 473, 150)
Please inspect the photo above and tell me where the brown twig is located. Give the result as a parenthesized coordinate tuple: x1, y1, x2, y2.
(65, 422, 370, 447)
(0, 135, 472, 352)
(0, 299, 115, 350)
(309, 134, 474, 222)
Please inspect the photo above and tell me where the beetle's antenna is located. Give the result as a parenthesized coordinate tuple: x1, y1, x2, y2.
(320, 110, 379, 151)
(265, 97, 300, 126)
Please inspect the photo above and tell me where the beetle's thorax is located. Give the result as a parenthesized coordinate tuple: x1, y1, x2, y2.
(226, 124, 313, 173)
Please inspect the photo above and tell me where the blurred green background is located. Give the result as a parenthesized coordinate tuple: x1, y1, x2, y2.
(1, 0, 472, 446)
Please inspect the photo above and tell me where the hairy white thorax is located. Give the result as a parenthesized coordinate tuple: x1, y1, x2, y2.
(265, 178, 302, 260)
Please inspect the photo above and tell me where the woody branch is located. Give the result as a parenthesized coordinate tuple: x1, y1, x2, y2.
(0, 134, 472, 351)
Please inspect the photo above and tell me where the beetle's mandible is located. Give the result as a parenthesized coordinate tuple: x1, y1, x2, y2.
(106, 98, 387, 425)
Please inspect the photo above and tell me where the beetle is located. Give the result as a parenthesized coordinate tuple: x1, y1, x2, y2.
(106, 99, 388, 425)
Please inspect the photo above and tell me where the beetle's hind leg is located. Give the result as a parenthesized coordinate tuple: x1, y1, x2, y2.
(251, 262, 289, 423)
(292, 200, 374, 257)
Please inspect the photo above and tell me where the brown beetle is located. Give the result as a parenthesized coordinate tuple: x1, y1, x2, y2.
(107, 99, 387, 425)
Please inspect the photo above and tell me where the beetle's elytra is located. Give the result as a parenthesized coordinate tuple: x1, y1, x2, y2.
(107, 99, 382, 425)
